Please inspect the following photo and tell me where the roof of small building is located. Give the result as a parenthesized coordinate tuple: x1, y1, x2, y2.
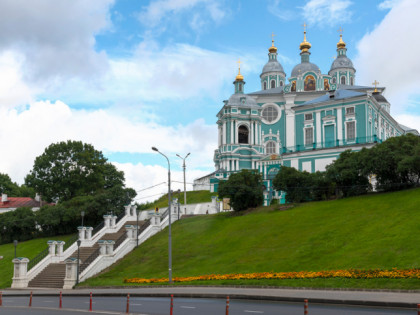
(0, 197, 41, 209)
(227, 93, 259, 108)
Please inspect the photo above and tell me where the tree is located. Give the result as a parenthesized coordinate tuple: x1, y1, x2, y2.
(25, 140, 126, 202)
(273, 166, 314, 203)
(0, 173, 34, 197)
(218, 170, 263, 211)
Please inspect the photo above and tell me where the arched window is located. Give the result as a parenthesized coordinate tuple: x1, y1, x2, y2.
(266, 141, 276, 154)
(280, 81, 283, 87)
(340, 76, 346, 85)
(238, 84, 242, 92)
(263, 81, 267, 90)
(270, 80, 276, 89)
(350, 77, 354, 85)
(304, 75, 315, 91)
(238, 125, 249, 144)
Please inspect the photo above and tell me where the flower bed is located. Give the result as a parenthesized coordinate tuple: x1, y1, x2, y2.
(124, 269, 420, 284)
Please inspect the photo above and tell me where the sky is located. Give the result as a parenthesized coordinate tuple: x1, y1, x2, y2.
(0, 0, 419, 203)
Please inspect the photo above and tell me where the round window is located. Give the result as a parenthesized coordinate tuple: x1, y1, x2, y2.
(262, 105, 280, 124)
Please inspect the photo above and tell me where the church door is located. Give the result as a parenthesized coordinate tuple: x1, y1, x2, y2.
(324, 125, 335, 148)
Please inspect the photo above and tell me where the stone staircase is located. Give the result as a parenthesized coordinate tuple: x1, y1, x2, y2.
(28, 263, 66, 288)
(28, 220, 144, 288)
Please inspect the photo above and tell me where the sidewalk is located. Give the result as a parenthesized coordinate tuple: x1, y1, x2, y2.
(3, 286, 420, 309)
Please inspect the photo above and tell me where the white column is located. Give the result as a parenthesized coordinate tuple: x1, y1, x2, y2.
(223, 121, 226, 145)
(125, 205, 130, 216)
(106, 241, 115, 255)
(63, 258, 80, 289)
(230, 121, 233, 144)
(337, 108, 343, 144)
(48, 240, 57, 255)
(56, 241, 65, 256)
(11, 257, 30, 288)
(218, 127, 221, 146)
(85, 227, 93, 240)
(316, 111, 322, 146)
(103, 215, 111, 228)
(233, 120, 236, 144)
(250, 122, 254, 144)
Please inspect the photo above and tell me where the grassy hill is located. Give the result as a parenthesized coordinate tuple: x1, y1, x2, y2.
(141, 190, 218, 210)
(0, 234, 75, 289)
(82, 188, 420, 290)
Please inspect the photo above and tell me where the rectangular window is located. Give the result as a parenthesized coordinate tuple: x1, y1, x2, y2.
(305, 128, 313, 146)
(347, 121, 356, 140)
(346, 107, 355, 115)
(304, 113, 313, 121)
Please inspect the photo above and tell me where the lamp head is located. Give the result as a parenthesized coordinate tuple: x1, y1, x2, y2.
(176, 154, 181, 158)
(81, 211, 85, 217)
(186, 153, 190, 158)
(77, 240, 81, 247)
(14, 240, 18, 246)
(152, 147, 158, 152)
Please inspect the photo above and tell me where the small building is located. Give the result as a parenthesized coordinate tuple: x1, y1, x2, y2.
(0, 194, 43, 214)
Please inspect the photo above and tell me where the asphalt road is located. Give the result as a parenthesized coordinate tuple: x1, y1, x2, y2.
(0, 296, 416, 314)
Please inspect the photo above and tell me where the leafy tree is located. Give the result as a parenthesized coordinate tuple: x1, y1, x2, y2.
(25, 140, 127, 202)
(0, 173, 20, 196)
(273, 166, 314, 203)
(326, 149, 370, 197)
(0, 207, 37, 243)
(366, 134, 420, 191)
(218, 170, 263, 211)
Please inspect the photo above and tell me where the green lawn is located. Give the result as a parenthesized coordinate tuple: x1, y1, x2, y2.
(82, 188, 420, 290)
(145, 190, 218, 210)
(0, 234, 75, 289)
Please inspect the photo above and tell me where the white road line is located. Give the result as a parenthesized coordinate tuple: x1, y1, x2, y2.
(180, 306, 196, 309)
(131, 303, 142, 306)
(244, 310, 264, 314)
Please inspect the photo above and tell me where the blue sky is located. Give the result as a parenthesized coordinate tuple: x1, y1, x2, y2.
(0, 0, 419, 202)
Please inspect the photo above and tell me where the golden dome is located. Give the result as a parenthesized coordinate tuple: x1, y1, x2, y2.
(299, 30, 311, 53)
(236, 60, 244, 81)
(337, 34, 346, 49)
(269, 39, 277, 53)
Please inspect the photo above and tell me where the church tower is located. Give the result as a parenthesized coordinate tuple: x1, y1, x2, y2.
(260, 35, 286, 90)
(214, 62, 264, 172)
(290, 24, 322, 92)
(328, 30, 356, 85)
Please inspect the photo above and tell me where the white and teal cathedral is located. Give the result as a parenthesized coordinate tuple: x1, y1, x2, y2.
(193, 29, 419, 205)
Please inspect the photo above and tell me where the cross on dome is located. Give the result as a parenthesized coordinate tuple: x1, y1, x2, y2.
(372, 80, 379, 92)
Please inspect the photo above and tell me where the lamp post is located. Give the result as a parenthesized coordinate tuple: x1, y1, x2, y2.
(13, 240, 18, 258)
(76, 240, 81, 285)
(136, 209, 139, 248)
(176, 153, 190, 207)
(81, 211, 85, 227)
(152, 146, 173, 284)
(177, 189, 181, 220)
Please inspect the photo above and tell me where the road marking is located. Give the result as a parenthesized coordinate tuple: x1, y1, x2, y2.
(244, 311, 264, 314)
(180, 306, 196, 309)
(131, 303, 142, 306)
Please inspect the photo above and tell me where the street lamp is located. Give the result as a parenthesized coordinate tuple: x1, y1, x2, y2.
(136, 209, 140, 248)
(177, 189, 181, 220)
(81, 211, 85, 227)
(13, 240, 18, 258)
(152, 146, 173, 284)
(76, 239, 81, 285)
(176, 153, 190, 207)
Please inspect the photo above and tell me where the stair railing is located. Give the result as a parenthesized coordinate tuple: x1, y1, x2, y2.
(116, 211, 125, 224)
(91, 221, 104, 237)
(114, 232, 127, 251)
(137, 220, 151, 237)
(28, 246, 49, 271)
(63, 233, 78, 252)
(80, 248, 100, 272)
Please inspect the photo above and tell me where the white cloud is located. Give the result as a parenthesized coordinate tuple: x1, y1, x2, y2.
(268, 0, 295, 21)
(0, 0, 113, 83)
(394, 114, 420, 133)
(138, 0, 226, 29)
(0, 100, 217, 187)
(355, 0, 420, 126)
(378, 0, 401, 10)
(302, 0, 353, 27)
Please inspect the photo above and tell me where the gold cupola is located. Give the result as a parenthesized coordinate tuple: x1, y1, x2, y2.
(269, 34, 277, 53)
(235, 59, 244, 81)
(337, 34, 346, 49)
(299, 23, 311, 53)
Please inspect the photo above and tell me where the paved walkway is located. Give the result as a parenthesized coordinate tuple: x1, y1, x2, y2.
(3, 286, 420, 309)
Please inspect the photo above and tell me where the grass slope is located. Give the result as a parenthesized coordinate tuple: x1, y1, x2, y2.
(82, 188, 420, 289)
(0, 234, 75, 289)
(145, 190, 218, 210)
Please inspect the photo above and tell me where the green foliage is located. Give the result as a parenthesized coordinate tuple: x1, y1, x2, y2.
(25, 140, 125, 202)
(367, 134, 420, 190)
(218, 170, 263, 211)
(83, 188, 420, 290)
(326, 149, 370, 197)
(0, 207, 38, 243)
(0, 173, 35, 197)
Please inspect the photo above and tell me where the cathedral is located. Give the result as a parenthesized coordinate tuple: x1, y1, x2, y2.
(194, 28, 419, 205)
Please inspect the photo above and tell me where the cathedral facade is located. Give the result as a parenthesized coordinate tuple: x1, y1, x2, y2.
(203, 30, 418, 205)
